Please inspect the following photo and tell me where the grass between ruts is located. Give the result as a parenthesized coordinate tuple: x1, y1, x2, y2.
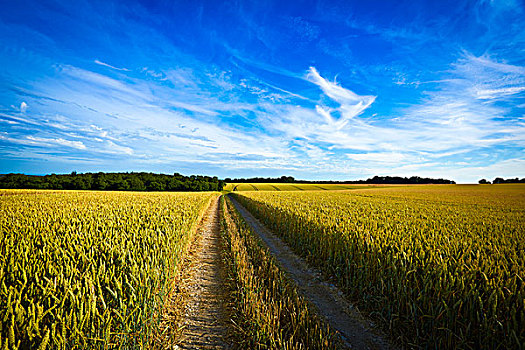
(220, 195, 342, 349)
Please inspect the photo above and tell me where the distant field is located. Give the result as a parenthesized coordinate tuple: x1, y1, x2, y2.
(223, 182, 378, 191)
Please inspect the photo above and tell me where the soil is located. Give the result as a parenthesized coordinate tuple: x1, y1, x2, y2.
(177, 197, 231, 349)
(229, 195, 395, 350)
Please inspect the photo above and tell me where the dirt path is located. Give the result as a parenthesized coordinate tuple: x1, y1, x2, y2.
(229, 196, 394, 350)
(178, 197, 231, 349)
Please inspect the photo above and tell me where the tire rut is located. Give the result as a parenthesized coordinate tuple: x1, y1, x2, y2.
(229, 196, 395, 350)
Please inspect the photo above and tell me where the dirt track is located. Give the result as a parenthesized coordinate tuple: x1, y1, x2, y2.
(178, 197, 231, 349)
(229, 195, 394, 350)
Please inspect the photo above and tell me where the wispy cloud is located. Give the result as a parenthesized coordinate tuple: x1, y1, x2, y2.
(397, 53, 525, 151)
(104, 140, 133, 155)
(1, 1, 523, 181)
(27, 136, 87, 150)
(346, 152, 408, 163)
(94, 60, 130, 72)
(475, 86, 525, 99)
(453, 53, 525, 101)
(259, 53, 524, 181)
(0, 133, 87, 150)
(3, 50, 523, 182)
(307, 67, 376, 110)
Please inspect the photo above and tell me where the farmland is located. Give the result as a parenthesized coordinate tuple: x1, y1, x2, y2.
(1, 184, 524, 349)
(223, 182, 376, 191)
(0, 190, 216, 349)
(220, 196, 341, 349)
(231, 184, 525, 348)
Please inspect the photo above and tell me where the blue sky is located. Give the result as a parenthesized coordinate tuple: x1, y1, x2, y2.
(1, 0, 524, 182)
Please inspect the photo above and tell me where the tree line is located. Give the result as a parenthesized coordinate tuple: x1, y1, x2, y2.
(0, 172, 225, 192)
(227, 175, 455, 184)
(479, 177, 525, 184)
(224, 176, 295, 183)
(348, 175, 455, 184)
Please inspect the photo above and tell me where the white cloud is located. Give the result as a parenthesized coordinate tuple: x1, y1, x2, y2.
(258, 55, 524, 182)
(253, 67, 379, 151)
(94, 59, 130, 71)
(475, 86, 525, 99)
(307, 67, 376, 120)
(454, 53, 525, 102)
(20, 102, 28, 113)
(386, 158, 525, 184)
(26, 136, 87, 150)
(206, 70, 235, 91)
(396, 53, 525, 152)
(166, 100, 217, 116)
(346, 152, 407, 163)
(164, 68, 198, 89)
(104, 141, 133, 155)
(5, 51, 523, 183)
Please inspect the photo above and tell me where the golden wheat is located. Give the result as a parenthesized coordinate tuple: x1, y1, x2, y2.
(0, 189, 216, 349)
(232, 185, 525, 349)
